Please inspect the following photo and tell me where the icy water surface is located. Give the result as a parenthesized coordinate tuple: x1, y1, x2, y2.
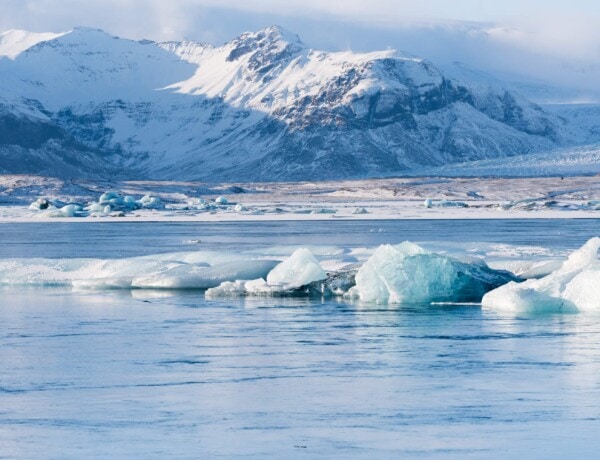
(2, 220, 600, 458)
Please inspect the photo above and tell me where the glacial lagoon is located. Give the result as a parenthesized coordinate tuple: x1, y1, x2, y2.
(2, 219, 600, 458)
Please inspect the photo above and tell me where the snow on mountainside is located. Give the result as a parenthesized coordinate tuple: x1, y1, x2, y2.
(0, 26, 586, 181)
(0, 29, 65, 59)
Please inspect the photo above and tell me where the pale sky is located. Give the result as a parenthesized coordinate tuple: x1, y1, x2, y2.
(1, 0, 599, 92)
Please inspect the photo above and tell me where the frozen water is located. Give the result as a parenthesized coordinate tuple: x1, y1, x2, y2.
(0, 253, 279, 290)
(266, 248, 326, 288)
(483, 238, 600, 313)
(347, 242, 518, 304)
(207, 248, 327, 297)
(2, 221, 600, 458)
(131, 260, 279, 289)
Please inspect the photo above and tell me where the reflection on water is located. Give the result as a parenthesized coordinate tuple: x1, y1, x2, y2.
(2, 287, 600, 458)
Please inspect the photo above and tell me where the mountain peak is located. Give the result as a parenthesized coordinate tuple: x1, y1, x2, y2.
(226, 25, 305, 63)
(0, 29, 65, 59)
(237, 25, 303, 46)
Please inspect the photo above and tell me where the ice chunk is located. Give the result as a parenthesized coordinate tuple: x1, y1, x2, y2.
(346, 242, 517, 304)
(99, 191, 120, 203)
(234, 203, 248, 212)
(40, 203, 85, 218)
(311, 208, 336, 214)
(131, 260, 278, 289)
(482, 238, 600, 313)
(215, 196, 229, 205)
(424, 199, 468, 208)
(29, 197, 51, 210)
(137, 195, 164, 209)
(266, 248, 327, 288)
(206, 248, 327, 297)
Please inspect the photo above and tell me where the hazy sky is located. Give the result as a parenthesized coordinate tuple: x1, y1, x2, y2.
(1, 0, 599, 93)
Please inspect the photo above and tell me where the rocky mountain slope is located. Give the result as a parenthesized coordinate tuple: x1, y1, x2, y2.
(0, 26, 583, 181)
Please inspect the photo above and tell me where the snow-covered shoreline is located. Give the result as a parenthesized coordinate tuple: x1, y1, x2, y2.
(2, 205, 600, 223)
(2, 174, 600, 222)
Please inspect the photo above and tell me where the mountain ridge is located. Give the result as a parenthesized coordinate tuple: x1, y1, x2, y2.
(0, 25, 588, 181)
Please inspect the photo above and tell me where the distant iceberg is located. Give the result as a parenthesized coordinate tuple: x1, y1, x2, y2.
(482, 237, 600, 313)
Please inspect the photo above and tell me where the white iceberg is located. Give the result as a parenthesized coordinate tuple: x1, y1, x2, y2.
(137, 195, 164, 209)
(346, 242, 517, 304)
(266, 248, 327, 288)
(482, 238, 600, 313)
(206, 248, 327, 297)
(424, 199, 468, 209)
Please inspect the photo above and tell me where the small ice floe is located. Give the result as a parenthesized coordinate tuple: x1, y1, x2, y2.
(424, 199, 468, 208)
(129, 260, 279, 289)
(0, 251, 281, 290)
(29, 191, 166, 218)
(87, 192, 164, 216)
(353, 207, 369, 215)
(499, 199, 597, 212)
(137, 195, 163, 210)
(345, 242, 518, 304)
(587, 200, 600, 210)
(234, 203, 248, 212)
(482, 237, 600, 313)
(29, 197, 87, 218)
(214, 196, 229, 205)
(311, 208, 337, 214)
(183, 197, 212, 211)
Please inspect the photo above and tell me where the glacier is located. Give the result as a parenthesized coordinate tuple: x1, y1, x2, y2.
(482, 238, 600, 313)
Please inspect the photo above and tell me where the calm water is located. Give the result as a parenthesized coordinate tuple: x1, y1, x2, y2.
(1, 220, 600, 458)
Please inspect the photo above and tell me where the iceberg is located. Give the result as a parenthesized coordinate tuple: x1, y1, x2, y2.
(266, 248, 327, 288)
(137, 195, 164, 210)
(346, 242, 518, 304)
(482, 238, 600, 313)
(214, 196, 229, 205)
(206, 248, 327, 297)
(424, 199, 468, 209)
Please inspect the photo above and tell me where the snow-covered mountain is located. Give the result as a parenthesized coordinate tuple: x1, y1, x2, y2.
(0, 26, 586, 181)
